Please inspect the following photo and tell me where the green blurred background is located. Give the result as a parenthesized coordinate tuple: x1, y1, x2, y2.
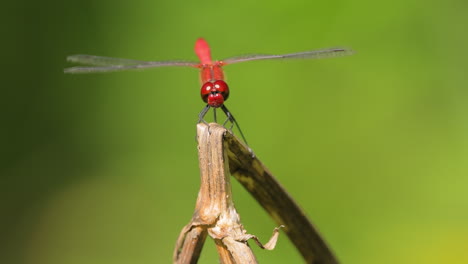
(2, 0, 468, 263)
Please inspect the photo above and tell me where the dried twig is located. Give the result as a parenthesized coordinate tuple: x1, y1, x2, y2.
(174, 123, 338, 264)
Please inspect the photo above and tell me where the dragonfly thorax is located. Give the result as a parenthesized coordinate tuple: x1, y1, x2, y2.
(200, 80, 230, 108)
(199, 63, 225, 84)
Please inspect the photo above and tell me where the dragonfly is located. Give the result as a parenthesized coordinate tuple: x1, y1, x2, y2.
(65, 38, 354, 145)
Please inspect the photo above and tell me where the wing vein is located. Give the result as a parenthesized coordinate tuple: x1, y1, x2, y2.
(222, 47, 354, 65)
(64, 54, 199, 73)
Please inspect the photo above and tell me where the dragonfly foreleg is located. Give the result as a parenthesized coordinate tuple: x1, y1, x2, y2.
(198, 105, 211, 125)
(221, 105, 248, 146)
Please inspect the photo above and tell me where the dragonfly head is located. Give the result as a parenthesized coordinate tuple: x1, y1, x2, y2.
(200, 80, 230, 108)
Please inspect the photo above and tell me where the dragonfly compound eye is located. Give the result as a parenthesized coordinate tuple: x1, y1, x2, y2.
(200, 82, 213, 103)
(213, 80, 229, 101)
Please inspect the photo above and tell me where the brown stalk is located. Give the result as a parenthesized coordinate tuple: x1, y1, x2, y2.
(173, 123, 338, 264)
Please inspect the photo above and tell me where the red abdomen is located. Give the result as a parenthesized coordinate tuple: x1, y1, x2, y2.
(195, 38, 213, 65)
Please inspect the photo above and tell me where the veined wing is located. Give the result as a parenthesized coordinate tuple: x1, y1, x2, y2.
(222, 47, 354, 65)
(64, 55, 199, 74)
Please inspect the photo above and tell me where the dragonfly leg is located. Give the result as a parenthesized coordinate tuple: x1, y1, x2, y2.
(222, 114, 235, 130)
(221, 106, 234, 130)
(198, 105, 211, 125)
(221, 105, 249, 146)
(213, 108, 217, 123)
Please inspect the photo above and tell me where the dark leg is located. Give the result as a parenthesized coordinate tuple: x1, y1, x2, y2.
(198, 105, 210, 124)
(213, 108, 217, 123)
(220, 105, 249, 146)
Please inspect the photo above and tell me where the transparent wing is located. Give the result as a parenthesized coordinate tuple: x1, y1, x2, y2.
(222, 47, 354, 65)
(64, 54, 199, 74)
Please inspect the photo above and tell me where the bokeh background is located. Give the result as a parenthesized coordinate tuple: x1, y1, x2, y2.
(2, 0, 468, 263)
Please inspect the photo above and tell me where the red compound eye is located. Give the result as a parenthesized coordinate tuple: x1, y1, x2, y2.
(213, 80, 229, 101)
(200, 80, 230, 107)
(200, 82, 213, 103)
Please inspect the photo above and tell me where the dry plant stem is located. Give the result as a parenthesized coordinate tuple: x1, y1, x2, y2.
(174, 123, 280, 264)
(214, 239, 236, 264)
(224, 128, 339, 264)
(174, 226, 207, 264)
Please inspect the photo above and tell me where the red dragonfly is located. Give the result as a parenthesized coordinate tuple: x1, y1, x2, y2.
(65, 38, 354, 144)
